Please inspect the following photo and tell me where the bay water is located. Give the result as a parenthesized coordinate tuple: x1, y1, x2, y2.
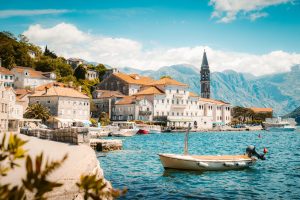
(98, 131, 300, 199)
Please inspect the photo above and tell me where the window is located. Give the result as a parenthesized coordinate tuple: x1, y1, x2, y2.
(47, 100, 50, 104)
(177, 89, 179, 93)
(162, 99, 164, 104)
(167, 99, 169, 104)
(36, 101, 39, 104)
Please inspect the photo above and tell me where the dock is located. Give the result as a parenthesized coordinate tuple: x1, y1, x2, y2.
(89, 139, 122, 152)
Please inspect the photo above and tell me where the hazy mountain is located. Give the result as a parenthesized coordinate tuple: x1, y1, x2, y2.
(119, 64, 300, 115)
(284, 106, 300, 124)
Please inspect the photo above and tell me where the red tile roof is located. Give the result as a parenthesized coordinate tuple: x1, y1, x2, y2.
(250, 107, 273, 113)
(0, 67, 13, 75)
(30, 86, 89, 99)
(148, 77, 187, 87)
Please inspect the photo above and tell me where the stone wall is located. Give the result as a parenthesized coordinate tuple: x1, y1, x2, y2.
(20, 127, 88, 145)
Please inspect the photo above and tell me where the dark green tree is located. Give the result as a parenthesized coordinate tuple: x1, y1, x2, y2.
(94, 64, 107, 81)
(160, 75, 172, 79)
(74, 65, 87, 80)
(44, 46, 57, 59)
(24, 103, 51, 122)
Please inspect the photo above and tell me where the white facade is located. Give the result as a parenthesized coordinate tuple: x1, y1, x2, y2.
(29, 96, 90, 119)
(0, 84, 24, 132)
(12, 67, 56, 89)
(0, 82, 8, 132)
(128, 84, 141, 95)
(86, 69, 98, 80)
(112, 97, 153, 121)
(136, 85, 231, 130)
(0, 67, 14, 87)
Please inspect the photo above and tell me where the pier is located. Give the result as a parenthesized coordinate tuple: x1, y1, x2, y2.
(90, 139, 122, 152)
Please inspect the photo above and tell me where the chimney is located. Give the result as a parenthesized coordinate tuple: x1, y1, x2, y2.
(44, 86, 48, 94)
(78, 86, 82, 92)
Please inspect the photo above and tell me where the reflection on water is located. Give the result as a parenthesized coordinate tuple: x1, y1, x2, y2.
(98, 131, 300, 199)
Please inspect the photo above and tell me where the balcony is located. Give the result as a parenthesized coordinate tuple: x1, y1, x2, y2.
(139, 110, 152, 116)
(171, 104, 187, 109)
(167, 116, 193, 122)
(173, 93, 185, 98)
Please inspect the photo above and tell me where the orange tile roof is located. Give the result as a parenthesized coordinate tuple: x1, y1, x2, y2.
(189, 92, 199, 97)
(148, 77, 187, 87)
(94, 90, 125, 98)
(30, 86, 89, 99)
(115, 96, 144, 105)
(250, 107, 273, 113)
(13, 66, 48, 79)
(113, 72, 154, 85)
(35, 82, 67, 91)
(133, 86, 164, 96)
(0, 67, 13, 75)
(199, 98, 229, 105)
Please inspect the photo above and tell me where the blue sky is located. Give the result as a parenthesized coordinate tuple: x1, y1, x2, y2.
(1, 0, 300, 75)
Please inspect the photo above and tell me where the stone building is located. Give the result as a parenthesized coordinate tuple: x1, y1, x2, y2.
(0, 82, 8, 132)
(29, 85, 90, 128)
(92, 90, 125, 118)
(97, 72, 155, 95)
(111, 96, 153, 121)
(12, 66, 56, 89)
(67, 58, 84, 69)
(86, 69, 99, 80)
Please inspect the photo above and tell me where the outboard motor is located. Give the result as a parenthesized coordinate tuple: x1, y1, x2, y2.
(246, 145, 266, 160)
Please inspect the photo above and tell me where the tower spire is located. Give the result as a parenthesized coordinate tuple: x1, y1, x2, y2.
(200, 50, 210, 98)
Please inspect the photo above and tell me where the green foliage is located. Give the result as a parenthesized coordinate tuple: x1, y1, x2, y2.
(0, 134, 27, 176)
(74, 65, 87, 80)
(99, 112, 110, 126)
(94, 64, 107, 81)
(160, 75, 172, 79)
(76, 174, 126, 200)
(90, 118, 98, 126)
(35, 56, 73, 77)
(232, 106, 272, 124)
(24, 103, 51, 122)
(22, 153, 67, 200)
(44, 46, 57, 59)
(0, 31, 38, 69)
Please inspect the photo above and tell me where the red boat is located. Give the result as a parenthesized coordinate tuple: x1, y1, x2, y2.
(137, 129, 149, 134)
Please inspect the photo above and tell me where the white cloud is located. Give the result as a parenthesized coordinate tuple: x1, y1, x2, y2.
(209, 0, 291, 23)
(23, 23, 300, 76)
(0, 9, 71, 18)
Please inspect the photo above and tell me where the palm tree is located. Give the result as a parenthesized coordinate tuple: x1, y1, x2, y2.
(24, 103, 51, 122)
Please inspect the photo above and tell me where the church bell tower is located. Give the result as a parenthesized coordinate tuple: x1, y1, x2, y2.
(200, 50, 210, 98)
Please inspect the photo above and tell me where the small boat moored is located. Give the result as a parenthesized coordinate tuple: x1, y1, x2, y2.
(158, 123, 266, 171)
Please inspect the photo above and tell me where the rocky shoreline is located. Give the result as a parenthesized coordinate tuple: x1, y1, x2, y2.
(1, 134, 113, 200)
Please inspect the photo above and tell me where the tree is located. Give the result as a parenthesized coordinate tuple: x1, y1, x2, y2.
(160, 75, 172, 79)
(44, 46, 57, 59)
(74, 65, 87, 80)
(24, 103, 51, 122)
(94, 64, 107, 81)
(99, 112, 110, 126)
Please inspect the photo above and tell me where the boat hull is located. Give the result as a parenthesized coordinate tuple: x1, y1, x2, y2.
(112, 129, 137, 137)
(137, 129, 149, 134)
(159, 154, 256, 171)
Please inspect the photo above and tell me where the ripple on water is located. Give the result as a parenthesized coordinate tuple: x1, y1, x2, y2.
(99, 131, 300, 199)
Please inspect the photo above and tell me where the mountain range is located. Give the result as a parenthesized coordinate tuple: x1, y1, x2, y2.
(120, 64, 300, 116)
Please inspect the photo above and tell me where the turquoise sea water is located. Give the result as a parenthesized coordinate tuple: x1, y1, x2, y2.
(98, 131, 300, 199)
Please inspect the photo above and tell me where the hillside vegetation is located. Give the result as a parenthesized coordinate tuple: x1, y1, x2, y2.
(0, 31, 107, 97)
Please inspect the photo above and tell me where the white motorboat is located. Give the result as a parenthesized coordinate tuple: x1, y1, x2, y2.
(148, 125, 162, 133)
(158, 123, 266, 171)
(263, 117, 296, 131)
(111, 122, 138, 137)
